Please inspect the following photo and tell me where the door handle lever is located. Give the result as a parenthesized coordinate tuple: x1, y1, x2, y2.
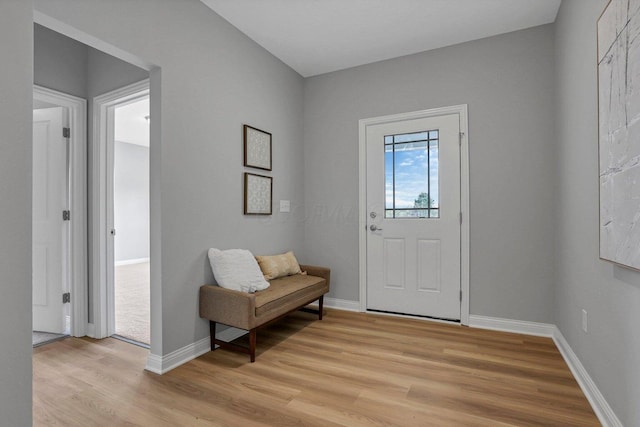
(369, 224, 383, 232)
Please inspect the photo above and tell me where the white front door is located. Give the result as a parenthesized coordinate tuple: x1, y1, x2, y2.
(33, 107, 69, 333)
(366, 113, 461, 320)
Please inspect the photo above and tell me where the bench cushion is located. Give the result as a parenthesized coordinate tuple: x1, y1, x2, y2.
(254, 274, 327, 317)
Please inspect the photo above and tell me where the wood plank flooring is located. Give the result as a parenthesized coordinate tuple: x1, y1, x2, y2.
(33, 309, 600, 426)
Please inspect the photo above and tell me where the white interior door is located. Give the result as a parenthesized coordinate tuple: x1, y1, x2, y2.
(366, 113, 461, 320)
(33, 107, 69, 333)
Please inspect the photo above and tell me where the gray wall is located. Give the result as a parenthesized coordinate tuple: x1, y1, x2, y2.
(114, 141, 150, 262)
(0, 1, 33, 425)
(34, 23, 148, 99)
(555, 1, 640, 425)
(34, 0, 305, 355)
(34, 24, 87, 98)
(303, 25, 557, 323)
(87, 48, 149, 97)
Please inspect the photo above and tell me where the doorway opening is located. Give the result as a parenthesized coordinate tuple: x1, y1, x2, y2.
(34, 12, 160, 370)
(109, 90, 150, 347)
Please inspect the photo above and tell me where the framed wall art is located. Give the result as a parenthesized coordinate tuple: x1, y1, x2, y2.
(244, 172, 272, 215)
(598, 0, 640, 270)
(244, 124, 272, 171)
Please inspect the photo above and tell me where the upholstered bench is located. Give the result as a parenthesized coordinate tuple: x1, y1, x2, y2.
(199, 262, 330, 362)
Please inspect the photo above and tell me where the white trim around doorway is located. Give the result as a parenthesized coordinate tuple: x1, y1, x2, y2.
(358, 105, 470, 325)
(91, 79, 150, 339)
(33, 85, 88, 337)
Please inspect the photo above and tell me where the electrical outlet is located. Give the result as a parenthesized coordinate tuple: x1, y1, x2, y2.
(582, 309, 588, 333)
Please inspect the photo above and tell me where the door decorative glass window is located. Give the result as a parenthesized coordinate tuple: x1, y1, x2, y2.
(385, 130, 439, 218)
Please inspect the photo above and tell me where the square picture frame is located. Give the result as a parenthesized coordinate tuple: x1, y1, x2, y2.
(244, 124, 272, 171)
(244, 172, 272, 215)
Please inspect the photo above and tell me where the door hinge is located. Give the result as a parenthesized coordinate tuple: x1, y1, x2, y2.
(62, 292, 71, 303)
(460, 290, 462, 302)
(62, 210, 71, 221)
(63, 127, 70, 138)
(459, 212, 463, 225)
(459, 132, 464, 146)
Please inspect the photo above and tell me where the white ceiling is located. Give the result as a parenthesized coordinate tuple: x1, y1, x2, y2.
(201, 0, 561, 77)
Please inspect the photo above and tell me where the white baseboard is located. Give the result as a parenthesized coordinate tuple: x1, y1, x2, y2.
(552, 328, 623, 427)
(115, 257, 150, 266)
(216, 326, 247, 343)
(144, 326, 246, 375)
(325, 297, 361, 311)
(145, 336, 210, 375)
(308, 297, 361, 312)
(469, 315, 621, 427)
(144, 353, 164, 374)
(469, 314, 555, 337)
(85, 323, 95, 338)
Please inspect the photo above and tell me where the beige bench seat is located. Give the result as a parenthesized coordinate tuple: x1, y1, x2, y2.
(199, 264, 330, 362)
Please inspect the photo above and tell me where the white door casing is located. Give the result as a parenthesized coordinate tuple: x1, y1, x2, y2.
(92, 79, 150, 339)
(359, 105, 470, 324)
(33, 107, 68, 333)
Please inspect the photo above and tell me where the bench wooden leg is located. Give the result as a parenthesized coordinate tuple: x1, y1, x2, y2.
(208, 294, 326, 363)
(249, 329, 256, 363)
(210, 322, 256, 362)
(209, 321, 217, 351)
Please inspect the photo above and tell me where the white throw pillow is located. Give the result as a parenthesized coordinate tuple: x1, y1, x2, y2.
(207, 248, 270, 293)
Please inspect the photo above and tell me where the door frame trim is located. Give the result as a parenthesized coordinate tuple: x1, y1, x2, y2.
(33, 85, 88, 337)
(358, 105, 470, 325)
(91, 79, 149, 339)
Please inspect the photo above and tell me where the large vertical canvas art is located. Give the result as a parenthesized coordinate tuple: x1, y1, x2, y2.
(598, 0, 640, 270)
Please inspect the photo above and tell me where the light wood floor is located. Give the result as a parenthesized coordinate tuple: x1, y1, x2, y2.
(33, 309, 599, 426)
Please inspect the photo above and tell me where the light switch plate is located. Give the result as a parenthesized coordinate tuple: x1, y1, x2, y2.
(280, 200, 290, 213)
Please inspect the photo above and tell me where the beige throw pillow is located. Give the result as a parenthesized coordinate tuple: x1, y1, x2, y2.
(255, 251, 302, 280)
